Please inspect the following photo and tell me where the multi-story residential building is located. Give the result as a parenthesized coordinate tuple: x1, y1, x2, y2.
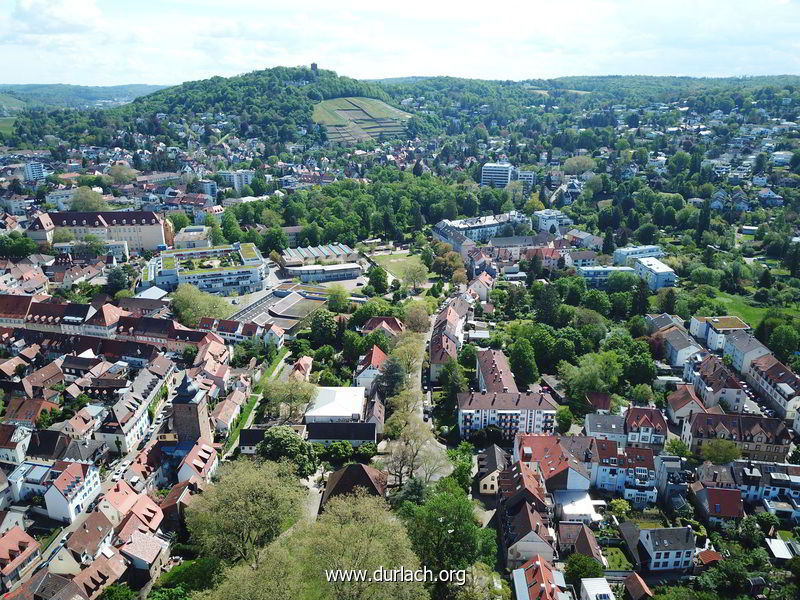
(624, 407, 667, 451)
(583, 414, 627, 446)
(681, 413, 792, 462)
(353, 345, 387, 394)
(634, 257, 676, 291)
(593, 440, 657, 507)
(533, 209, 573, 233)
(660, 326, 704, 368)
(613, 245, 665, 266)
(43, 462, 102, 523)
(510, 555, 568, 600)
(690, 315, 750, 351)
(218, 169, 255, 191)
(0, 425, 31, 467)
(142, 242, 268, 295)
(621, 524, 695, 572)
(683, 353, 745, 411)
(747, 354, 800, 420)
(566, 250, 597, 269)
(23, 162, 45, 182)
(46, 188, 77, 211)
(9, 461, 101, 523)
(434, 211, 532, 243)
(30, 211, 167, 253)
(723, 330, 771, 374)
(457, 391, 558, 440)
(52, 239, 129, 261)
(577, 265, 635, 288)
(198, 179, 218, 198)
(480, 162, 537, 191)
(476, 349, 518, 394)
(731, 460, 800, 503)
(0, 527, 40, 591)
(197, 317, 284, 348)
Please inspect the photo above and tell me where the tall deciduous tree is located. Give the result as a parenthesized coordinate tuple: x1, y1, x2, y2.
(400, 478, 496, 597)
(186, 460, 304, 569)
(509, 338, 539, 389)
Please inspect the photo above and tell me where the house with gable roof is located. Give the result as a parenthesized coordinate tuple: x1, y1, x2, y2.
(510, 554, 569, 600)
(43, 461, 102, 523)
(666, 384, 706, 425)
(624, 407, 667, 451)
(353, 345, 387, 395)
(177, 441, 218, 484)
(468, 272, 494, 302)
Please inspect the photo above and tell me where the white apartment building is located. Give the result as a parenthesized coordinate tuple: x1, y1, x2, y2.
(480, 162, 537, 190)
(435, 211, 532, 242)
(723, 330, 771, 374)
(690, 315, 750, 352)
(218, 169, 255, 191)
(481, 162, 515, 187)
(0, 425, 31, 466)
(613, 245, 665, 265)
(143, 242, 268, 296)
(634, 257, 676, 291)
(46, 188, 77, 211)
(577, 266, 635, 288)
(43, 463, 102, 523)
(198, 179, 218, 198)
(36, 211, 166, 253)
(457, 391, 558, 440)
(23, 162, 45, 182)
(533, 209, 573, 233)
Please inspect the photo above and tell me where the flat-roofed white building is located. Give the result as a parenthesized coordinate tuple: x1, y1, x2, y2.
(613, 245, 665, 265)
(533, 209, 573, 233)
(634, 257, 676, 291)
(283, 262, 362, 283)
(304, 387, 366, 423)
(577, 265, 635, 288)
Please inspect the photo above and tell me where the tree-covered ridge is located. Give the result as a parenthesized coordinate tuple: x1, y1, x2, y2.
(550, 74, 800, 100)
(9, 70, 800, 148)
(10, 66, 393, 147)
(0, 83, 167, 109)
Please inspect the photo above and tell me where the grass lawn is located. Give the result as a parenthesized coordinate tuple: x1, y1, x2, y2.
(604, 547, 632, 570)
(713, 290, 800, 326)
(35, 527, 62, 550)
(156, 556, 222, 592)
(778, 529, 794, 541)
(372, 252, 425, 279)
(224, 393, 259, 451)
(0, 117, 15, 136)
(628, 509, 665, 530)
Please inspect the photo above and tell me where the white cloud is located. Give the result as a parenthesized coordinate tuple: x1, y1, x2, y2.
(0, 0, 799, 85)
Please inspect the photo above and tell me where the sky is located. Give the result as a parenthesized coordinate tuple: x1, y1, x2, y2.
(2, 0, 800, 86)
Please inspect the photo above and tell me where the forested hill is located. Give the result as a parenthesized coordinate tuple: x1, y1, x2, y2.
(10, 67, 392, 148)
(549, 75, 800, 102)
(7, 69, 800, 149)
(0, 83, 167, 110)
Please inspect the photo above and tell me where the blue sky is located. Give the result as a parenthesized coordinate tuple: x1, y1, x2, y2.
(2, 0, 800, 85)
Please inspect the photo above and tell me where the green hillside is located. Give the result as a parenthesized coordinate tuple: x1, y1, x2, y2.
(0, 84, 166, 112)
(10, 67, 393, 147)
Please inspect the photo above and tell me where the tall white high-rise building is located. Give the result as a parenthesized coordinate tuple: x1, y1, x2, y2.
(24, 162, 45, 182)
